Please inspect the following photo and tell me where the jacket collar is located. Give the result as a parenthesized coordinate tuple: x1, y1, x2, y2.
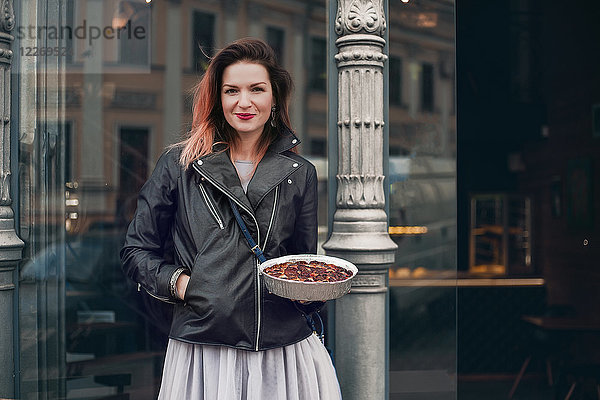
(192, 129, 303, 212)
(267, 126, 301, 154)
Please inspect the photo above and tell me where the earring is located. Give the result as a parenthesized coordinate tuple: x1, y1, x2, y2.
(270, 105, 277, 128)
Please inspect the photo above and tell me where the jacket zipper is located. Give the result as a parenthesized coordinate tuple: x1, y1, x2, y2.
(192, 162, 264, 350)
(263, 186, 279, 249)
(255, 258, 261, 350)
(198, 182, 225, 229)
(255, 185, 279, 350)
(192, 163, 261, 245)
(138, 282, 176, 304)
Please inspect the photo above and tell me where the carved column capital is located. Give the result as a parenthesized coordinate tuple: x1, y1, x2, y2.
(0, 0, 21, 249)
(0, 0, 14, 65)
(0, 42, 12, 66)
(335, 0, 386, 37)
(325, 0, 396, 258)
(326, 2, 394, 399)
(0, 1, 24, 397)
(0, 0, 13, 208)
(0, 0, 14, 33)
(334, 38, 387, 68)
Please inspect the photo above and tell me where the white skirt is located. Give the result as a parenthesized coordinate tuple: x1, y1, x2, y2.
(158, 334, 342, 400)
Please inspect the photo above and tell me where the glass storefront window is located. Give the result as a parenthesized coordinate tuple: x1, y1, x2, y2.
(387, 1, 457, 398)
(11, 0, 459, 398)
(10, 0, 600, 398)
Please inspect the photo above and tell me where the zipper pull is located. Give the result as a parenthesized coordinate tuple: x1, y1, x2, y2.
(137, 283, 141, 292)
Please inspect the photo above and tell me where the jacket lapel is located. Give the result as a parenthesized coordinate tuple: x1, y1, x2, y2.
(192, 128, 302, 213)
(246, 129, 302, 210)
(245, 150, 302, 210)
(193, 151, 254, 212)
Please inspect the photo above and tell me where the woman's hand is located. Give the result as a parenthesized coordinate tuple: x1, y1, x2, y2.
(176, 274, 190, 300)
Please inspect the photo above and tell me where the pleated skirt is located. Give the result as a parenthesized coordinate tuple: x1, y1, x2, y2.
(158, 333, 342, 400)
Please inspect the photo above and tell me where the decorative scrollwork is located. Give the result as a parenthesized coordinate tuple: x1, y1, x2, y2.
(335, 0, 386, 37)
(1, 0, 14, 32)
(335, 3, 344, 35)
(348, 0, 378, 31)
(0, 172, 11, 204)
(336, 174, 385, 208)
(334, 50, 388, 63)
(0, 48, 12, 60)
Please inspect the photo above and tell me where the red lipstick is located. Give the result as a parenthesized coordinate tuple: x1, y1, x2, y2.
(236, 113, 255, 120)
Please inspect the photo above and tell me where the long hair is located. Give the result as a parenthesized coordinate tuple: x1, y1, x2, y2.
(178, 38, 295, 168)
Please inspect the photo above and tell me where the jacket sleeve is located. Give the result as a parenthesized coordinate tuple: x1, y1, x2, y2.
(120, 150, 181, 302)
(293, 163, 325, 313)
(292, 164, 318, 254)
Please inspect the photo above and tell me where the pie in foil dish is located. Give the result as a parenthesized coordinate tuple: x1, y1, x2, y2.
(259, 255, 358, 301)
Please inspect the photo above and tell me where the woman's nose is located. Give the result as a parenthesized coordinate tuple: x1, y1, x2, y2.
(238, 91, 251, 108)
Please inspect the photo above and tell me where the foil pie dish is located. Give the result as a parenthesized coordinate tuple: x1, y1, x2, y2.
(259, 254, 358, 302)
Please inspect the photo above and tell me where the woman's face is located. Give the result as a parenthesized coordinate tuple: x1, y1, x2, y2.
(221, 61, 274, 140)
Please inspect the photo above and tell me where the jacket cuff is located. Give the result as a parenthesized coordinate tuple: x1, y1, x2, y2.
(169, 267, 190, 300)
(157, 264, 181, 299)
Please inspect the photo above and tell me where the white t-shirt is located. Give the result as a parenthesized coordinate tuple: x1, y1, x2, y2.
(234, 160, 254, 193)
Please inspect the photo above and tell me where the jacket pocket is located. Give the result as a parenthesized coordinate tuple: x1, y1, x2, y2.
(182, 273, 194, 303)
(183, 251, 201, 303)
(137, 282, 176, 304)
(198, 182, 225, 229)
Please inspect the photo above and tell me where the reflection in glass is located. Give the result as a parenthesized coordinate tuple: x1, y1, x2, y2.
(470, 194, 533, 276)
(388, 0, 456, 398)
(16, 0, 457, 398)
(192, 11, 215, 73)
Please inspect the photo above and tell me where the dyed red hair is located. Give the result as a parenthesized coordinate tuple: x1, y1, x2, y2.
(178, 38, 295, 168)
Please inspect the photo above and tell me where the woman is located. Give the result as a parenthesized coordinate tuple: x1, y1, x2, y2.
(120, 38, 342, 399)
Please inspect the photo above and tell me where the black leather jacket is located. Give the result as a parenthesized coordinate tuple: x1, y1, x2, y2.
(120, 131, 321, 351)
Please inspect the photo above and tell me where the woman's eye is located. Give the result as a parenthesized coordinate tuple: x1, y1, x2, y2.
(224, 88, 237, 94)
(252, 87, 265, 92)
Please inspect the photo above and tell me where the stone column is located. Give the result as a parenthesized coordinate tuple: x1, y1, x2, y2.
(322, 1, 396, 399)
(0, 0, 25, 397)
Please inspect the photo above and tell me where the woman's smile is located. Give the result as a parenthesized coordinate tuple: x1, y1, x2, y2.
(126, 38, 340, 400)
(235, 113, 256, 120)
(221, 62, 274, 139)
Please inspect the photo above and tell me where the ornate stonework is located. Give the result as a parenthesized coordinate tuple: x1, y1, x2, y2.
(0, 48, 11, 61)
(0, 0, 21, 226)
(0, 0, 12, 206)
(334, 49, 387, 64)
(336, 174, 385, 208)
(326, 0, 395, 254)
(0, 0, 14, 32)
(0, 1, 24, 395)
(335, 0, 386, 37)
